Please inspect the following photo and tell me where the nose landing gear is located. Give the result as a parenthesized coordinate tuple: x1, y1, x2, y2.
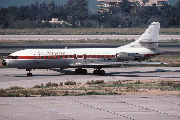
(2, 60, 7, 66)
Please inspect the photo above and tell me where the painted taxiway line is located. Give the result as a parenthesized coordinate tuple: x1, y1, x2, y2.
(0, 95, 179, 120)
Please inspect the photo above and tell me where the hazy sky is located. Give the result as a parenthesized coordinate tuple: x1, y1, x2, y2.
(0, 0, 179, 13)
(0, 0, 98, 13)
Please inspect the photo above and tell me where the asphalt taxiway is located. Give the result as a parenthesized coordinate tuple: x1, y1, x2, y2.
(0, 95, 180, 120)
(0, 35, 180, 40)
(0, 67, 180, 120)
(0, 67, 180, 89)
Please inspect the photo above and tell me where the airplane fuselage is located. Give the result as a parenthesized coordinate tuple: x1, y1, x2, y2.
(4, 47, 161, 69)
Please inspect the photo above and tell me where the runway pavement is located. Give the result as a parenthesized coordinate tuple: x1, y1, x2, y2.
(0, 95, 180, 120)
(0, 67, 180, 89)
(0, 35, 180, 56)
(0, 67, 180, 120)
(0, 35, 180, 40)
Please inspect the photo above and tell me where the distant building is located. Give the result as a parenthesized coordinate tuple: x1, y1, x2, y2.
(42, 18, 69, 25)
(97, 0, 169, 13)
(49, 18, 59, 24)
(42, 18, 72, 27)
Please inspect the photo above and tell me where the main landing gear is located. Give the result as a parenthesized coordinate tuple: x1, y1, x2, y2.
(93, 68, 105, 75)
(26, 69, 32, 76)
(75, 68, 87, 74)
(75, 68, 105, 75)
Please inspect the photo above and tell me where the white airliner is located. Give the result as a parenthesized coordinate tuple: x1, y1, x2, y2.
(2, 22, 164, 76)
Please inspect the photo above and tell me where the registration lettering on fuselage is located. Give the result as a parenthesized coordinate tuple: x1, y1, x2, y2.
(47, 51, 65, 55)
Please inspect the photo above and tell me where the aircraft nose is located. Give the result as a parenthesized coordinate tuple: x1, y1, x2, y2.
(2, 60, 7, 66)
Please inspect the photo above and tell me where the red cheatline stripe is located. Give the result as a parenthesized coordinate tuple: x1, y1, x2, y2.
(9, 55, 117, 59)
(7, 53, 160, 60)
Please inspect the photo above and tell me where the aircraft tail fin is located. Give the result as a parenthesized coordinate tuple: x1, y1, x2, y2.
(138, 22, 160, 43)
(123, 22, 160, 49)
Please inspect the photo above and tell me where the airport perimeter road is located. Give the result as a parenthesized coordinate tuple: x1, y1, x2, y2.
(0, 95, 180, 120)
(0, 67, 180, 89)
(0, 35, 180, 40)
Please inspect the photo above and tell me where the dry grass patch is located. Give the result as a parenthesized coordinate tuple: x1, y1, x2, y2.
(1, 28, 180, 35)
(0, 79, 179, 97)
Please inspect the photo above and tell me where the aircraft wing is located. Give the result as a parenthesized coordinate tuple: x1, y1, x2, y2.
(69, 62, 124, 68)
(69, 61, 166, 68)
(122, 61, 166, 66)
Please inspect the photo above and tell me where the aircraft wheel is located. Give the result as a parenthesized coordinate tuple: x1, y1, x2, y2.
(93, 70, 105, 75)
(99, 70, 105, 75)
(75, 69, 81, 74)
(27, 73, 32, 76)
(75, 68, 87, 74)
(82, 69, 87, 74)
(93, 70, 98, 75)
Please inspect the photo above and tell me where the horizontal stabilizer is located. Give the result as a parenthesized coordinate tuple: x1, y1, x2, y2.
(140, 41, 178, 44)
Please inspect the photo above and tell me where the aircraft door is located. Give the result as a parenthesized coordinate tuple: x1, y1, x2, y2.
(74, 54, 77, 59)
(83, 54, 86, 59)
(34, 52, 40, 63)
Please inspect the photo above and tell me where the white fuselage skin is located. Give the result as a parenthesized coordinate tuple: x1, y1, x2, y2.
(4, 47, 160, 69)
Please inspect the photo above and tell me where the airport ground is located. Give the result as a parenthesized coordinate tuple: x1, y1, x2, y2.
(0, 35, 180, 120)
(0, 95, 180, 120)
(0, 35, 180, 41)
(0, 67, 180, 89)
(0, 67, 180, 120)
(0, 27, 180, 35)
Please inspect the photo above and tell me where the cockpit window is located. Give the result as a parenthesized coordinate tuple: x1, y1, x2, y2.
(6, 56, 18, 59)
